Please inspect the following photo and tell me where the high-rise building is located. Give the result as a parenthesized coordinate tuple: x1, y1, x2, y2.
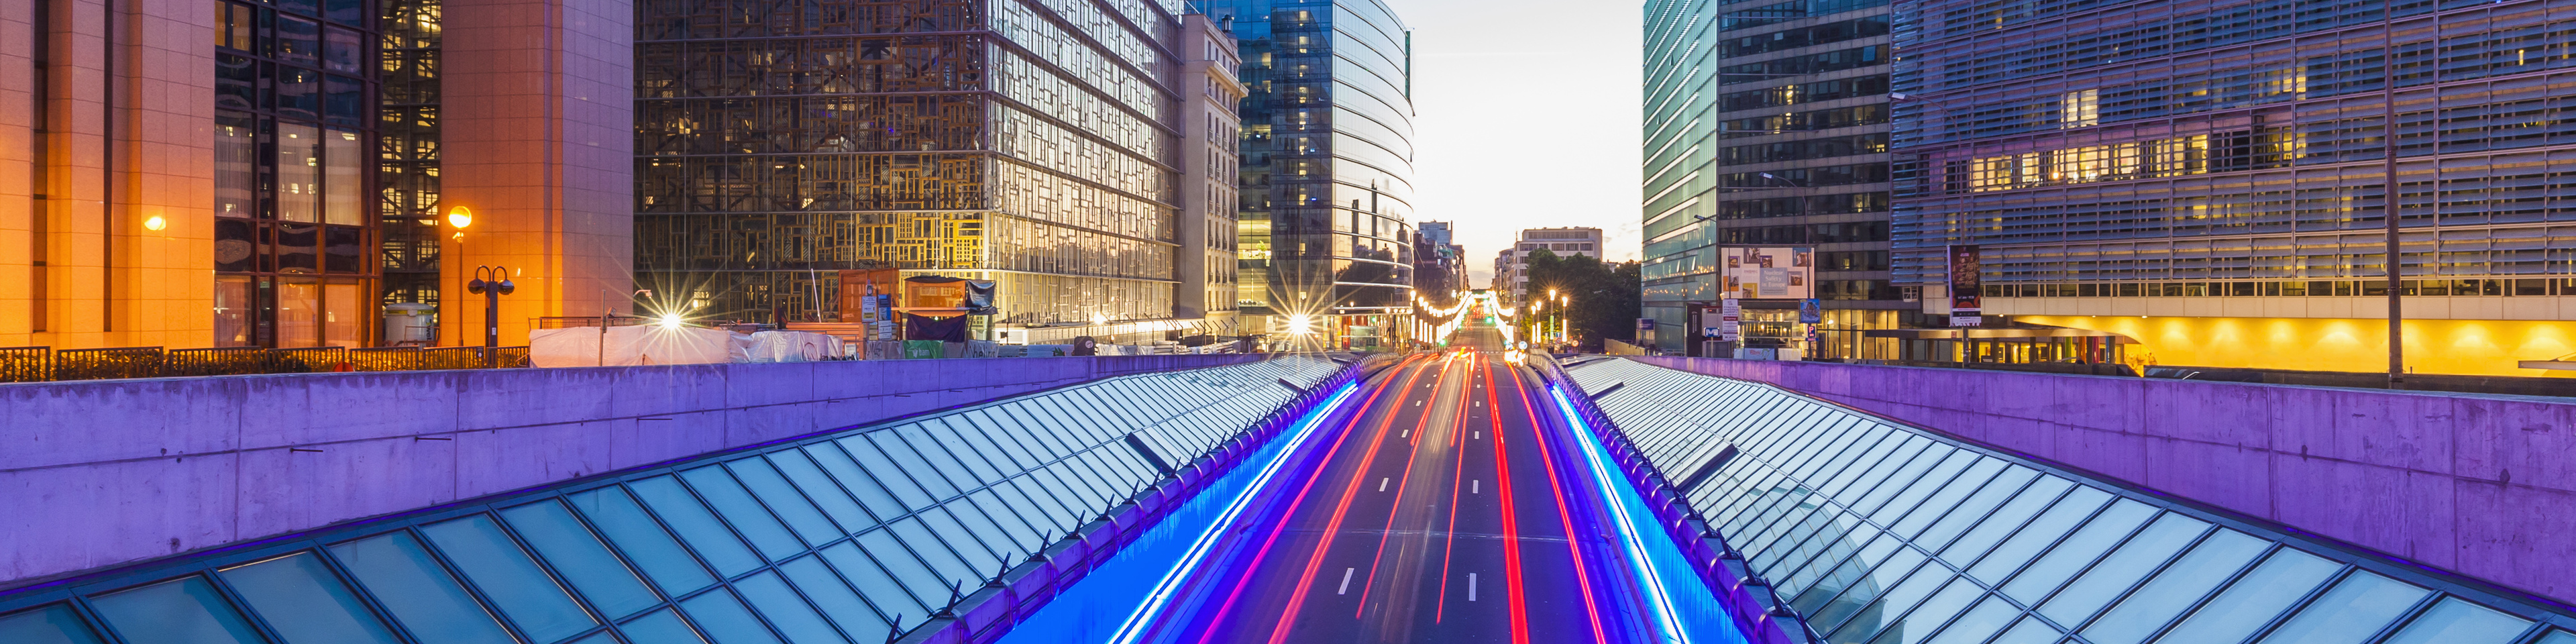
(1499, 227, 1603, 300)
(1182, 14, 1250, 326)
(1640, 0, 1907, 356)
(1203, 0, 1418, 351)
(1893, 0, 2576, 377)
(1414, 220, 1464, 298)
(633, 0, 1238, 341)
(0, 0, 631, 351)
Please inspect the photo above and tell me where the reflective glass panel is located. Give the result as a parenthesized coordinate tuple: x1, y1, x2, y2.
(1941, 477, 2072, 566)
(0, 605, 105, 644)
(768, 452, 877, 532)
(217, 552, 402, 644)
(1988, 616, 2062, 644)
(2538, 631, 2576, 644)
(678, 589, 786, 644)
(420, 515, 600, 643)
(2080, 529, 2268, 644)
(855, 531, 950, 606)
(777, 555, 890, 636)
(678, 466, 806, 559)
(2037, 513, 2210, 627)
(728, 458, 845, 547)
(2378, 598, 2531, 644)
(818, 542, 927, 623)
(568, 486, 724, 593)
(329, 531, 518, 644)
(2151, 548, 2342, 644)
(837, 439, 936, 511)
(2000, 500, 2156, 604)
(87, 576, 269, 644)
(627, 476, 765, 575)
(802, 445, 910, 520)
(500, 500, 661, 619)
(1969, 486, 2110, 584)
(2254, 572, 2431, 644)
(619, 609, 708, 644)
(1923, 594, 2019, 644)
(1865, 577, 1983, 644)
(733, 572, 849, 644)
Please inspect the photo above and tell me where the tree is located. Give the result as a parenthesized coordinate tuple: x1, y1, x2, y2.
(1523, 250, 1644, 352)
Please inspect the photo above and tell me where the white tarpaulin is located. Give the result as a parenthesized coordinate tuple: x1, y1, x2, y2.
(529, 326, 736, 367)
(532, 327, 850, 367)
(731, 331, 847, 363)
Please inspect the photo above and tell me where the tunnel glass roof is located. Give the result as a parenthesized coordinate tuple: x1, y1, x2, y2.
(0, 357, 1342, 644)
(1562, 358, 2575, 644)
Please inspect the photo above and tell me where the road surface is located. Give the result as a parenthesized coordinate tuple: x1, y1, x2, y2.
(1135, 347, 1666, 643)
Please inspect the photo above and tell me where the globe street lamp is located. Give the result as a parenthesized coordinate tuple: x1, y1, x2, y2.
(466, 266, 515, 368)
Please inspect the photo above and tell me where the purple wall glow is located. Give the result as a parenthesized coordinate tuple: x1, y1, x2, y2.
(0, 356, 1263, 590)
(1627, 356, 2576, 607)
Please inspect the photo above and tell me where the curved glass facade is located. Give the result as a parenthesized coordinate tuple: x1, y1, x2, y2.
(1205, 0, 1417, 349)
(0, 357, 1342, 644)
(1564, 358, 2576, 644)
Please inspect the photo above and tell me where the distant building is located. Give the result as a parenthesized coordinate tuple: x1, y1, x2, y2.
(1499, 227, 1603, 300)
(1413, 221, 1466, 299)
(1204, 0, 1419, 351)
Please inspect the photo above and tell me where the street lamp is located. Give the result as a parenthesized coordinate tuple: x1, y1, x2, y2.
(466, 266, 515, 368)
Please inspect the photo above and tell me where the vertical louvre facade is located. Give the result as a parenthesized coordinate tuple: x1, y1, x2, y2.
(633, 0, 1196, 327)
(1203, 0, 1416, 350)
(1892, 0, 2576, 305)
(0, 357, 1344, 644)
(1642, 0, 1900, 354)
(1566, 358, 2576, 644)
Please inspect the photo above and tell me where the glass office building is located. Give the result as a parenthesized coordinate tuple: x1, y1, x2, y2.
(1201, 0, 1418, 350)
(633, 0, 1213, 328)
(1641, 0, 1906, 356)
(1891, 0, 2576, 376)
(1566, 358, 2576, 644)
(0, 357, 1341, 644)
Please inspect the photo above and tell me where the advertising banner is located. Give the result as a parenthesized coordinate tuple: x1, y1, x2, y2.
(1947, 244, 1983, 327)
(1721, 247, 1815, 299)
(1799, 299, 1823, 324)
(1719, 299, 1743, 341)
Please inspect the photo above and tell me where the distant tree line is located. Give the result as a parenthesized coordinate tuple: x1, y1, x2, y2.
(1521, 249, 1644, 353)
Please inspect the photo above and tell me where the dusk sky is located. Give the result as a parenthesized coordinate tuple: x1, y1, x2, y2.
(1397, 0, 1646, 284)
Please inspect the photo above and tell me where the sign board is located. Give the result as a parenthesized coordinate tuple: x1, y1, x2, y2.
(1719, 299, 1743, 341)
(1721, 247, 1815, 300)
(1637, 318, 1656, 332)
(1947, 244, 1983, 327)
(1798, 299, 1823, 324)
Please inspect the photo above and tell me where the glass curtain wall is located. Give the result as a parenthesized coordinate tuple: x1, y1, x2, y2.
(1642, 0, 1898, 354)
(378, 0, 441, 339)
(1205, 0, 1417, 350)
(1892, 0, 2576, 293)
(213, 0, 383, 347)
(633, 0, 1190, 327)
(1566, 358, 2576, 644)
(0, 357, 1342, 644)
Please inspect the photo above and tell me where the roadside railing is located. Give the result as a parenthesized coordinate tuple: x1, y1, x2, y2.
(0, 345, 532, 383)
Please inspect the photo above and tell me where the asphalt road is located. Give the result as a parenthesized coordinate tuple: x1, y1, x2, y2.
(1138, 347, 1662, 644)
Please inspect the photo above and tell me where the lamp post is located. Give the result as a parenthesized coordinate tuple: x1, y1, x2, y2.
(466, 266, 515, 368)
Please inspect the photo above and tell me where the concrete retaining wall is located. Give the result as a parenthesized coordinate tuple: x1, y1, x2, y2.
(0, 355, 1263, 588)
(1626, 356, 2576, 605)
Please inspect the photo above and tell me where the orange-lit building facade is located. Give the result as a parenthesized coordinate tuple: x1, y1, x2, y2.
(0, 0, 633, 352)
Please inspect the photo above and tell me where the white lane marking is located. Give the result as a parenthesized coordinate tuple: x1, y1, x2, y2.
(1379, 478, 1390, 492)
(1468, 573, 1479, 601)
(1401, 429, 1411, 438)
(1415, 400, 1422, 407)
(1339, 568, 1356, 594)
(1475, 431, 1483, 439)
(1472, 480, 1481, 494)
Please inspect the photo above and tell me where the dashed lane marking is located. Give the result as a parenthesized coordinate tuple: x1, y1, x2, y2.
(1338, 568, 1356, 594)
(1379, 478, 1390, 492)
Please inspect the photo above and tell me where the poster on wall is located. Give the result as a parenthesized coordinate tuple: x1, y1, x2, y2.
(1721, 247, 1815, 299)
(1719, 299, 1742, 341)
(1947, 244, 1983, 327)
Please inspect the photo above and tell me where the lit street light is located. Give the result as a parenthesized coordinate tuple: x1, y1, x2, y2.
(466, 266, 515, 368)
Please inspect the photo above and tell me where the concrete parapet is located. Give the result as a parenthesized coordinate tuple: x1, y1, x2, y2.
(0, 355, 1263, 589)
(1627, 356, 2576, 606)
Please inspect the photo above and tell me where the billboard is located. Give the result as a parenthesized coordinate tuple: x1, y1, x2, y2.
(1947, 244, 1982, 327)
(1720, 247, 1815, 299)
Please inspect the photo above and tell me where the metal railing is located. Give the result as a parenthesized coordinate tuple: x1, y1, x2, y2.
(0, 345, 532, 383)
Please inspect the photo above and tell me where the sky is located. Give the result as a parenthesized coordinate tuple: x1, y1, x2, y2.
(1395, 0, 1645, 285)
